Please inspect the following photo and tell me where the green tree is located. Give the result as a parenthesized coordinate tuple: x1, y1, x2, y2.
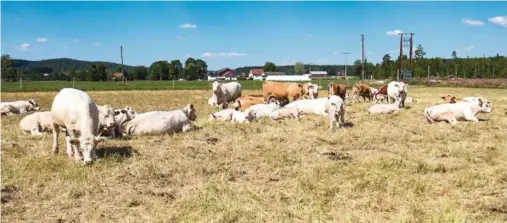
(132, 66, 148, 80)
(195, 59, 208, 80)
(294, 62, 305, 74)
(170, 60, 183, 79)
(148, 61, 170, 80)
(184, 57, 200, 80)
(414, 44, 426, 59)
(451, 50, 458, 59)
(263, 61, 277, 72)
(1, 54, 17, 81)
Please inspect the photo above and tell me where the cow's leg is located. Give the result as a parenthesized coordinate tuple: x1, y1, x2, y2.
(67, 129, 82, 161)
(463, 111, 479, 122)
(63, 130, 74, 158)
(182, 123, 193, 133)
(31, 128, 44, 136)
(52, 124, 60, 154)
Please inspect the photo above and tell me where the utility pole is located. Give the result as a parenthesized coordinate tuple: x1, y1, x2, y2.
(121, 46, 125, 84)
(341, 52, 350, 77)
(409, 33, 414, 73)
(361, 34, 365, 81)
(398, 33, 403, 81)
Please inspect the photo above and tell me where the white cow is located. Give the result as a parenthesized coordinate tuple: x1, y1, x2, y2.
(368, 98, 402, 115)
(96, 105, 117, 135)
(19, 111, 54, 135)
(209, 108, 237, 122)
(208, 81, 242, 109)
(50, 88, 107, 165)
(126, 104, 197, 135)
(387, 81, 408, 107)
(244, 102, 281, 119)
(284, 98, 329, 115)
(270, 108, 302, 121)
(100, 106, 137, 138)
(305, 83, 321, 100)
(0, 99, 41, 115)
(231, 110, 256, 123)
(369, 87, 379, 99)
(424, 97, 492, 125)
(327, 95, 346, 131)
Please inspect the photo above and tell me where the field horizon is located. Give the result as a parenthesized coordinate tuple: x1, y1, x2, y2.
(1, 87, 506, 222)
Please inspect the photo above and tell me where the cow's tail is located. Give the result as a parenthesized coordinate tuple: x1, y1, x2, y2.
(424, 108, 435, 124)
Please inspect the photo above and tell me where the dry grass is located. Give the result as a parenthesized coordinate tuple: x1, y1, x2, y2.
(2, 87, 507, 222)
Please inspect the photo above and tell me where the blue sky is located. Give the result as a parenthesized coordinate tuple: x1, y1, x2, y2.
(2, 1, 506, 70)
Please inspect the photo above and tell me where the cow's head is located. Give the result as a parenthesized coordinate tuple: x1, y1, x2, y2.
(245, 109, 256, 123)
(441, 95, 457, 104)
(328, 83, 335, 95)
(232, 99, 242, 110)
(306, 83, 319, 99)
(326, 95, 344, 116)
(69, 135, 107, 165)
(183, 104, 197, 121)
(114, 106, 137, 125)
(208, 81, 222, 106)
(477, 98, 492, 113)
(98, 105, 116, 129)
(28, 99, 41, 111)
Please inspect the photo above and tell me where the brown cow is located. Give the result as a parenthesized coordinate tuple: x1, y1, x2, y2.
(378, 85, 388, 95)
(354, 83, 372, 102)
(262, 81, 305, 103)
(327, 82, 348, 101)
(232, 95, 265, 111)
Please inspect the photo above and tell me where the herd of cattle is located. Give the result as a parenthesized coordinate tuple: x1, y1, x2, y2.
(0, 80, 493, 165)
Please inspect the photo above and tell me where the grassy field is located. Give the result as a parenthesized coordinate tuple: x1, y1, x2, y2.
(1, 87, 506, 222)
(1, 79, 361, 93)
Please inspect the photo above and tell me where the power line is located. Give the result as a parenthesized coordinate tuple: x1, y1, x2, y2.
(361, 34, 365, 81)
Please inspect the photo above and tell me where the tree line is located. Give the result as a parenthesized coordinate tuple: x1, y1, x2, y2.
(2, 44, 506, 82)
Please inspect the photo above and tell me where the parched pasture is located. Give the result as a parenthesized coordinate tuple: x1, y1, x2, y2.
(1, 87, 507, 222)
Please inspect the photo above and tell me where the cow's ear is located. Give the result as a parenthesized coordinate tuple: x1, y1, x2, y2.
(121, 110, 127, 114)
(189, 104, 195, 110)
(441, 96, 446, 100)
(394, 84, 399, 87)
(478, 98, 483, 107)
(114, 111, 120, 116)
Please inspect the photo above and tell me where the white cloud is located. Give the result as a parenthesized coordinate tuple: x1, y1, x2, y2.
(386, 29, 403, 36)
(72, 38, 79, 43)
(36, 37, 48, 43)
(93, 42, 101, 47)
(19, 43, 31, 51)
(464, 45, 475, 51)
(462, 19, 485, 26)
(201, 52, 247, 58)
(180, 24, 197, 29)
(488, 16, 507, 28)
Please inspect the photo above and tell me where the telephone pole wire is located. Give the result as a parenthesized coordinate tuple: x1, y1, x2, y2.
(361, 34, 365, 81)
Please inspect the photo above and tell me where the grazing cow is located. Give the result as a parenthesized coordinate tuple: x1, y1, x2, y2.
(100, 106, 137, 138)
(270, 108, 302, 121)
(232, 95, 265, 111)
(126, 104, 197, 136)
(19, 111, 54, 135)
(209, 108, 237, 122)
(387, 81, 408, 107)
(262, 81, 305, 103)
(231, 110, 257, 123)
(424, 98, 492, 125)
(328, 82, 348, 101)
(50, 88, 107, 165)
(0, 99, 41, 115)
(302, 82, 321, 99)
(208, 81, 242, 109)
(368, 98, 402, 115)
(245, 102, 281, 119)
(327, 95, 346, 131)
(355, 83, 372, 102)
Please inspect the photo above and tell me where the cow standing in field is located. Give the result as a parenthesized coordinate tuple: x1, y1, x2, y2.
(327, 95, 346, 131)
(0, 99, 41, 116)
(302, 82, 321, 99)
(19, 111, 54, 135)
(375, 85, 389, 103)
(50, 88, 108, 165)
(126, 104, 197, 136)
(262, 81, 305, 104)
(208, 81, 242, 110)
(387, 81, 408, 107)
(328, 82, 348, 101)
(424, 97, 492, 125)
(354, 83, 373, 102)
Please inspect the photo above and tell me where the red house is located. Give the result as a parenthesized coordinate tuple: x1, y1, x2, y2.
(248, 68, 264, 80)
(216, 68, 236, 80)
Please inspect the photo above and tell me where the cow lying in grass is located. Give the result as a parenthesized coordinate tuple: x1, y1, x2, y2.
(424, 97, 492, 125)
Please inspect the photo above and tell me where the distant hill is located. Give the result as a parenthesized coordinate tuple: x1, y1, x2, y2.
(13, 58, 142, 72)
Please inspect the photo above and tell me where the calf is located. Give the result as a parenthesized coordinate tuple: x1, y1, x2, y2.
(302, 82, 321, 99)
(208, 81, 242, 109)
(209, 108, 237, 122)
(100, 106, 137, 138)
(126, 104, 197, 136)
(387, 81, 408, 107)
(424, 98, 492, 125)
(50, 88, 107, 165)
(244, 102, 281, 119)
(328, 82, 348, 101)
(0, 99, 40, 115)
(231, 110, 257, 123)
(232, 95, 264, 111)
(270, 108, 302, 121)
(368, 98, 402, 115)
(96, 105, 118, 136)
(19, 111, 54, 135)
(327, 95, 346, 131)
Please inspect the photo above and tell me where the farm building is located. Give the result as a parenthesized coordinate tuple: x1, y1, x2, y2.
(309, 71, 328, 78)
(208, 68, 237, 81)
(248, 69, 264, 80)
(110, 71, 128, 81)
